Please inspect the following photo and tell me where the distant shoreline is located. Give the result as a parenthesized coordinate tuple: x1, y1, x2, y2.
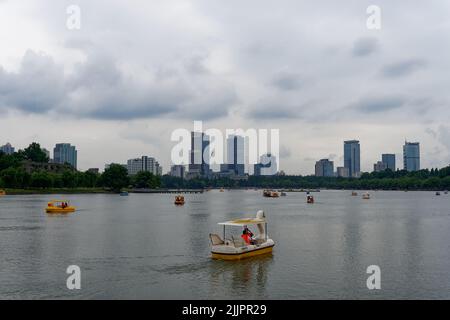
(3, 188, 113, 195)
(2, 187, 446, 195)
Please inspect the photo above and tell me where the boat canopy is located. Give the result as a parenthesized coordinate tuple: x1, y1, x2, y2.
(218, 217, 266, 226)
(48, 200, 70, 204)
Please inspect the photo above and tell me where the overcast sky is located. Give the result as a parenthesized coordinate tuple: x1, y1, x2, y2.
(1, 0, 449, 174)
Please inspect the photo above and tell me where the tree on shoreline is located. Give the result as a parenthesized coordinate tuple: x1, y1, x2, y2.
(101, 164, 129, 192)
(132, 171, 160, 189)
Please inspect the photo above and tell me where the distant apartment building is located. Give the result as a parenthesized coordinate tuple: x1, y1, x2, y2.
(382, 154, 396, 171)
(170, 165, 186, 179)
(87, 168, 99, 174)
(403, 141, 420, 172)
(336, 166, 350, 178)
(189, 131, 211, 177)
(315, 159, 334, 177)
(344, 140, 361, 178)
(0, 142, 15, 155)
(254, 153, 278, 176)
(126, 156, 162, 176)
(53, 143, 77, 169)
(373, 161, 387, 172)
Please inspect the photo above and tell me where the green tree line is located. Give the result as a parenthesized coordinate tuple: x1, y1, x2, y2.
(0, 143, 161, 192)
(160, 167, 450, 190)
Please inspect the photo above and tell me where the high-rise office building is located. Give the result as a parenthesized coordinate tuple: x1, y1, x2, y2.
(0, 142, 15, 155)
(315, 159, 334, 177)
(382, 154, 396, 171)
(403, 142, 420, 172)
(373, 161, 387, 172)
(170, 165, 185, 179)
(222, 135, 245, 176)
(53, 143, 77, 169)
(344, 140, 361, 178)
(189, 131, 211, 177)
(254, 153, 278, 176)
(336, 166, 350, 178)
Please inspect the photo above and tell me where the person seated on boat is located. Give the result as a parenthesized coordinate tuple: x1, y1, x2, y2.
(241, 226, 255, 245)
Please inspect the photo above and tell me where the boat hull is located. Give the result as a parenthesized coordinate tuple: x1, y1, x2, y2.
(211, 245, 274, 260)
(211, 239, 275, 261)
(46, 207, 76, 213)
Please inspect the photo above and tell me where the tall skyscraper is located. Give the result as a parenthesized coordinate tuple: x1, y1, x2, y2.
(382, 154, 396, 171)
(223, 135, 245, 176)
(189, 131, 210, 177)
(53, 143, 77, 169)
(403, 142, 420, 172)
(344, 140, 360, 178)
(315, 159, 334, 177)
(0, 142, 15, 155)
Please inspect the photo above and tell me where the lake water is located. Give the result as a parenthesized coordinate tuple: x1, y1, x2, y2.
(0, 190, 449, 299)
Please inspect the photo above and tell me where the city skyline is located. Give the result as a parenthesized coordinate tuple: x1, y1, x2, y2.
(1, 1, 449, 174)
(1, 137, 446, 176)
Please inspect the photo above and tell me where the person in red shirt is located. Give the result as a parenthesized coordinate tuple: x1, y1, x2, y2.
(241, 226, 255, 245)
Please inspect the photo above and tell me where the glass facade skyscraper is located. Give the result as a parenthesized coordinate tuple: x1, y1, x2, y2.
(224, 135, 245, 176)
(189, 131, 210, 177)
(403, 142, 420, 172)
(53, 143, 77, 169)
(382, 154, 396, 171)
(315, 159, 334, 177)
(344, 140, 360, 178)
(0, 142, 15, 155)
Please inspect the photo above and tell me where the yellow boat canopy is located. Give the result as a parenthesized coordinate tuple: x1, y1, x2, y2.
(218, 217, 266, 226)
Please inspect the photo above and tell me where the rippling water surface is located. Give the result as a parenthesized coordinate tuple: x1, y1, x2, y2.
(0, 190, 449, 299)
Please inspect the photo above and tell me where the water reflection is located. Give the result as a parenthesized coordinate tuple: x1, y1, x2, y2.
(208, 254, 273, 299)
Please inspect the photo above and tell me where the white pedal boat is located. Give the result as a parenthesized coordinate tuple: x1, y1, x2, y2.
(209, 210, 275, 260)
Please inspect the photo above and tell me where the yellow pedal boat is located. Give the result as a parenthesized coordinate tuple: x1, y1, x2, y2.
(46, 200, 76, 213)
(174, 195, 185, 205)
(0, 189, 6, 196)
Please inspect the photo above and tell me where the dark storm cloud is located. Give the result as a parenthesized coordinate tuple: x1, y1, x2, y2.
(350, 96, 406, 113)
(352, 37, 379, 57)
(0, 50, 236, 120)
(271, 71, 305, 91)
(381, 59, 427, 78)
(0, 50, 65, 113)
